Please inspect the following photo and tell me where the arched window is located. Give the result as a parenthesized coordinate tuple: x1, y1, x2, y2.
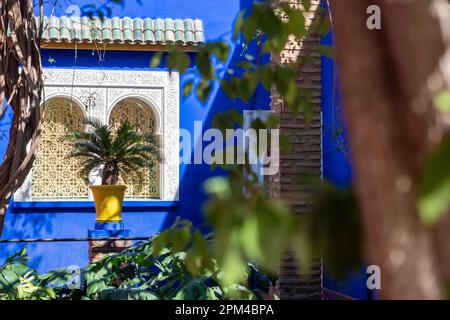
(109, 98, 160, 199)
(32, 98, 88, 199)
(15, 69, 179, 202)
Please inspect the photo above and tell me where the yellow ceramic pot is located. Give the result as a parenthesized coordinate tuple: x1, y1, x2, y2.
(89, 185, 127, 222)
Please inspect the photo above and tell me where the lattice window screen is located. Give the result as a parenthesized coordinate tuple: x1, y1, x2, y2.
(109, 98, 160, 199)
(32, 98, 88, 199)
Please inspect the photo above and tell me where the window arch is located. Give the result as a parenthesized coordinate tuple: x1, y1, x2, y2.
(109, 97, 160, 199)
(32, 97, 88, 199)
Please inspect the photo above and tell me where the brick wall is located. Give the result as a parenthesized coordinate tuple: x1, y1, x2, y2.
(270, 0, 323, 300)
(89, 239, 132, 263)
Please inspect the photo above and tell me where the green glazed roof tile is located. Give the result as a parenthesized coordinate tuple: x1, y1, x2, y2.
(41, 16, 50, 39)
(80, 16, 91, 42)
(164, 18, 175, 43)
(174, 19, 185, 43)
(36, 15, 205, 46)
(122, 17, 133, 42)
(143, 18, 155, 43)
(48, 16, 59, 41)
(91, 17, 102, 41)
(71, 16, 82, 41)
(194, 19, 205, 44)
(111, 17, 122, 42)
(59, 16, 71, 41)
(133, 18, 144, 43)
(183, 19, 195, 44)
(101, 18, 113, 42)
(154, 18, 164, 43)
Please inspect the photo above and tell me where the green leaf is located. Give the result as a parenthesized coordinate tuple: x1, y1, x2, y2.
(152, 230, 170, 256)
(207, 42, 230, 63)
(221, 230, 246, 286)
(182, 79, 195, 98)
(319, 45, 335, 59)
(258, 66, 274, 90)
(5, 247, 28, 265)
(279, 134, 292, 154)
(303, 0, 312, 11)
(264, 30, 288, 54)
(434, 91, 450, 113)
(256, 200, 293, 273)
(291, 216, 313, 273)
(0, 270, 19, 298)
(196, 49, 213, 80)
(419, 135, 450, 225)
(150, 52, 163, 68)
(240, 213, 263, 263)
(284, 80, 298, 106)
(171, 228, 191, 253)
(220, 79, 237, 100)
(266, 114, 280, 129)
(233, 10, 246, 41)
(311, 185, 363, 280)
(241, 15, 259, 43)
(167, 50, 190, 74)
(9, 263, 31, 277)
(204, 177, 231, 199)
(195, 80, 213, 103)
(236, 73, 258, 102)
(287, 9, 306, 39)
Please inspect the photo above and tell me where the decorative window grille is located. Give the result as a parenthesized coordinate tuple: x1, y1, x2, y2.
(32, 98, 88, 199)
(15, 69, 179, 202)
(109, 98, 160, 199)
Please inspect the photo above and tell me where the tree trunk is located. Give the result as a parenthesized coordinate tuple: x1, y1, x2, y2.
(329, 0, 450, 299)
(102, 161, 120, 185)
(0, 0, 44, 237)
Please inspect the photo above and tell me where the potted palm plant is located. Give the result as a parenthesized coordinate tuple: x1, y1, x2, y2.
(69, 119, 161, 222)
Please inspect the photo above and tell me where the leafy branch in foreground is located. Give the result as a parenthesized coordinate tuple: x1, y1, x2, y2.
(150, 1, 341, 285)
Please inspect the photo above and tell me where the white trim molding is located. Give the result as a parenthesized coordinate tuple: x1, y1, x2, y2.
(15, 68, 180, 202)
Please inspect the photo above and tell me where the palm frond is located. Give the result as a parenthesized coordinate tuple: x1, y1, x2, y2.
(70, 120, 161, 186)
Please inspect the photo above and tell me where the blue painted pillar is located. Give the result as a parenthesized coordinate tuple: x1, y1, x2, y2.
(320, 0, 368, 300)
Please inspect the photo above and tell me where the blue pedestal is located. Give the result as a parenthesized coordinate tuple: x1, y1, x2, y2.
(88, 222, 131, 238)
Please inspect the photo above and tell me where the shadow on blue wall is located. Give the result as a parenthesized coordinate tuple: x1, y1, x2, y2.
(0, 0, 267, 273)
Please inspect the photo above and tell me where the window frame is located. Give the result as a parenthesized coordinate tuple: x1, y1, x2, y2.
(14, 68, 180, 203)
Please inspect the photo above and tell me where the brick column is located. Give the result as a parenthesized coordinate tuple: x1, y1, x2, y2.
(88, 222, 132, 263)
(88, 239, 132, 263)
(270, 0, 323, 299)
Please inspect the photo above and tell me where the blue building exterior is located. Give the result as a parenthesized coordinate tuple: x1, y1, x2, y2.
(0, 0, 367, 300)
(0, 0, 270, 272)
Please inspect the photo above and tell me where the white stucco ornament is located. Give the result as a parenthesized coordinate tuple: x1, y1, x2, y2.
(15, 68, 179, 202)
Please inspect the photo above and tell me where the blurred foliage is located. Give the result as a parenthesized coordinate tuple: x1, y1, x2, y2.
(417, 92, 450, 225)
(204, 176, 302, 285)
(146, 0, 360, 285)
(434, 91, 450, 113)
(150, 1, 330, 114)
(419, 134, 450, 225)
(0, 248, 56, 300)
(0, 221, 277, 300)
(25, 0, 361, 299)
(153, 0, 450, 287)
(308, 181, 363, 279)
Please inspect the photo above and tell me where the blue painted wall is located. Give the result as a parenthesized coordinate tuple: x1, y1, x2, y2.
(0, 0, 270, 272)
(0, 1, 369, 301)
(321, 27, 369, 299)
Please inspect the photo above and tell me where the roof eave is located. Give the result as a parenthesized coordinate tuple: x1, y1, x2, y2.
(40, 41, 202, 52)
